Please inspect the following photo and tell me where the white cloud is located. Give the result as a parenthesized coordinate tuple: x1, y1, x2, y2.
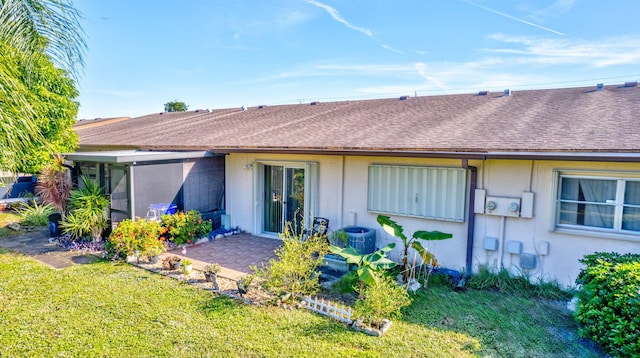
(227, 6, 310, 40)
(486, 34, 640, 67)
(305, 0, 373, 38)
(529, 0, 576, 22)
(252, 63, 415, 83)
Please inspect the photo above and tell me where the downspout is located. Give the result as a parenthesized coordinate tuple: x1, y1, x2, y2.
(338, 155, 345, 228)
(458, 159, 477, 289)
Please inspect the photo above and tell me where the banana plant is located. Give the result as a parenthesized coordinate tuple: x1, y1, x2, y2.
(329, 243, 397, 293)
(376, 215, 452, 282)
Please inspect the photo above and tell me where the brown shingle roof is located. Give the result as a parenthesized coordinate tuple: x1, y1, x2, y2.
(75, 84, 640, 155)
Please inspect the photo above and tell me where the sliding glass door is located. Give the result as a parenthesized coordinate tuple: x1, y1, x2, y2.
(263, 165, 305, 234)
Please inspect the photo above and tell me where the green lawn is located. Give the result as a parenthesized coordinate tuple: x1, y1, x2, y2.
(0, 212, 23, 237)
(0, 248, 599, 357)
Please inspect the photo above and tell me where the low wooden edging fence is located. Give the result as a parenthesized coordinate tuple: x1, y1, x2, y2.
(302, 296, 353, 324)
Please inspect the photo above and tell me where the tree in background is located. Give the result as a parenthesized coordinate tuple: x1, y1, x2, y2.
(0, 0, 85, 174)
(164, 100, 188, 112)
(0, 42, 79, 173)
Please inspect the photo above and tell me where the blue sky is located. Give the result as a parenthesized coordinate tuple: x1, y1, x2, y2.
(74, 0, 640, 119)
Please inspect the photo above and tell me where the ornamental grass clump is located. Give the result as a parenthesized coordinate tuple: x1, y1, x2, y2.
(60, 176, 109, 241)
(105, 219, 166, 260)
(15, 200, 55, 227)
(161, 210, 212, 245)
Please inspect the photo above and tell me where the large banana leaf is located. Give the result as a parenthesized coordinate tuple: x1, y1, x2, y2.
(413, 230, 453, 241)
(376, 215, 407, 241)
(411, 241, 438, 266)
(329, 243, 397, 271)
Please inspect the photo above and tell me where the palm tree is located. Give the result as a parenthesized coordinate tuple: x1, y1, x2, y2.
(0, 0, 86, 173)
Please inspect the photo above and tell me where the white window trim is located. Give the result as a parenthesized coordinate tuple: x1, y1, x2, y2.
(552, 169, 640, 242)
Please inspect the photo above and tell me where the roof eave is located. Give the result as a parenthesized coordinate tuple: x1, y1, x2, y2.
(76, 144, 640, 163)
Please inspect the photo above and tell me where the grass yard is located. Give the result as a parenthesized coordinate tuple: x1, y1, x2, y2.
(0, 212, 23, 237)
(0, 248, 600, 357)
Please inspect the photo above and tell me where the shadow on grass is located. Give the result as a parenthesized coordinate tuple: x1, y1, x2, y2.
(400, 284, 606, 357)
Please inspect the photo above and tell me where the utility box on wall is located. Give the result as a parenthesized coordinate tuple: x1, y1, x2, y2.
(485, 196, 521, 217)
(474, 190, 535, 218)
(520, 192, 534, 218)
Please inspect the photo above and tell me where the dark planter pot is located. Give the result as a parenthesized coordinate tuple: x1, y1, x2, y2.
(48, 212, 63, 237)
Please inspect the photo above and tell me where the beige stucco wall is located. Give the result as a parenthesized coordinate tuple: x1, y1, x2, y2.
(477, 159, 640, 287)
(226, 153, 640, 287)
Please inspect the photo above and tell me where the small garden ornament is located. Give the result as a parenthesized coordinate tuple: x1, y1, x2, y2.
(203, 264, 220, 290)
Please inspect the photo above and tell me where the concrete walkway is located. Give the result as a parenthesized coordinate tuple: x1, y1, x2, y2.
(0, 229, 100, 269)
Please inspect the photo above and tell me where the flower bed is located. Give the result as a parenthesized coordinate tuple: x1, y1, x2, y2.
(132, 257, 271, 304)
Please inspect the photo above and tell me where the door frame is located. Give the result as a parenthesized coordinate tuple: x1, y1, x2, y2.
(253, 160, 318, 237)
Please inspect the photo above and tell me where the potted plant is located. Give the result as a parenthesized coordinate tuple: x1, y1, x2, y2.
(236, 275, 254, 297)
(162, 255, 181, 270)
(181, 259, 193, 274)
(203, 263, 220, 289)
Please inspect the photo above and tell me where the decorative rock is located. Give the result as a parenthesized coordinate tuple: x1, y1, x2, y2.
(405, 278, 421, 293)
(379, 319, 392, 334)
(7, 222, 20, 231)
(567, 297, 578, 312)
(351, 318, 392, 336)
(194, 237, 207, 245)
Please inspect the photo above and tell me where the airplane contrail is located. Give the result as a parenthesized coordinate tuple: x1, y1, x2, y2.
(462, 0, 565, 36)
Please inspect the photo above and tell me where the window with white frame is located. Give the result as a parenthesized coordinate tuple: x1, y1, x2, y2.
(368, 164, 466, 222)
(556, 173, 640, 234)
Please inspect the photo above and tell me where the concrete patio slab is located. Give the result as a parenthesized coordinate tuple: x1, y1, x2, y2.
(162, 233, 282, 280)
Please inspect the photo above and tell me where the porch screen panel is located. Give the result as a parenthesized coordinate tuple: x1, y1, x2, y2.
(368, 165, 466, 222)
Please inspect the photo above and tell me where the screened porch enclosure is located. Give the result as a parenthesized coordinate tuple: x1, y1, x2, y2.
(68, 151, 224, 229)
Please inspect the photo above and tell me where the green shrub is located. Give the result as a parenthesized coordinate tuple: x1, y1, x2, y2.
(354, 274, 412, 326)
(61, 176, 109, 240)
(331, 271, 359, 294)
(575, 252, 640, 356)
(15, 200, 55, 226)
(253, 221, 328, 302)
(105, 219, 166, 260)
(161, 210, 211, 245)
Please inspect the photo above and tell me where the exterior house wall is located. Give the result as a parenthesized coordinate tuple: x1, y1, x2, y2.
(227, 153, 640, 287)
(226, 153, 470, 268)
(476, 159, 640, 287)
(225, 153, 344, 234)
